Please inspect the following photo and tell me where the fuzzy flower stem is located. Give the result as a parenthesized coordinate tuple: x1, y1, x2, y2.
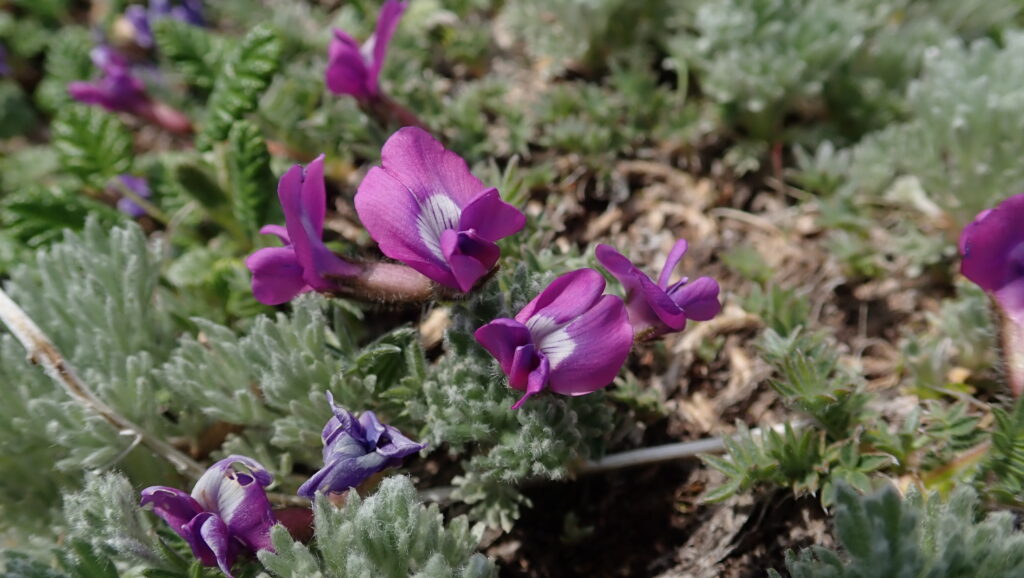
(0, 287, 206, 480)
(361, 95, 429, 132)
(1002, 311, 1024, 396)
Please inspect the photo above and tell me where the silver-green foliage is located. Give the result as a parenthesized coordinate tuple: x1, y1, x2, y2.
(770, 484, 1024, 577)
(847, 32, 1024, 222)
(0, 220, 180, 515)
(259, 476, 496, 578)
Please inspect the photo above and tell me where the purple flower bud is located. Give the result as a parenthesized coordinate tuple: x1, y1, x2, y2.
(297, 392, 426, 498)
(112, 174, 152, 218)
(355, 127, 526, 292)
(326, 0, 406, 100)
(140, 456, 276, 578)
(475, 269, 634, 409)
(124, 5, 156, 49)
(960, 193, 1024, 395)
(68, 46, 151, 115)
(246, 155, 361, 305)
(596, 240, 721, 340)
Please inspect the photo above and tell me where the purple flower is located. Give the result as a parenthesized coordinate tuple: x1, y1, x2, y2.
(140, 456, 276, 578)
(355, 127, 525, 292)
(112, 174, 152, 218)
(246, 154, 361, 305)
(474, 269, 634, 409)
(68, 46, 151, 115)
(126, 1, 205, 49)
(596, 240, 721, 340)
(297, 392, 426, 498)
(0, 44, 10, 77)
(960, 193, 1024, 395)
(326, 0, 406, 100)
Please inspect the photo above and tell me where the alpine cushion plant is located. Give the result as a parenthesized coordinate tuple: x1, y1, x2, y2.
(68, 45, 192, 134)
(474, 269, 634, 409)
(297, 392, 426, 498)
(596, 240, 722, 340)
(140, 455, 276, 578)
(355, 127, 526, 293)
(960, 193, 1024, 396)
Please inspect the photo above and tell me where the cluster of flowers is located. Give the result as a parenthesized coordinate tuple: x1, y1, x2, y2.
(141, 393, 426, 577)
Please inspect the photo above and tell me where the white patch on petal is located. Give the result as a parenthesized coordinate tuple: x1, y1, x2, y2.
(527, 315, 575, 370)
(416, 194, 461, 260)
(360, 35, 376, 64)
(211, 474, 248, 523)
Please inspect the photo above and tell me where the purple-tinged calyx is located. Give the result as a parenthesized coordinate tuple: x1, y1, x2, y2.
(112, 174, 152, 218)
(596, 240, 721, 340)
(68, 45, 192, 133)
(247, 154, 434, 305)
(475, 269, 634, 409)
(959, 193, 1024, 396)
(355, 127, 526, 293)
(140, 455, 276, 578)
(326, 0, 406, 101)
(297, 392, 426, 498)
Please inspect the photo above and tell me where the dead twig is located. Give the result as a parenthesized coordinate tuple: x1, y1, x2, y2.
(0, 287, 206, 480)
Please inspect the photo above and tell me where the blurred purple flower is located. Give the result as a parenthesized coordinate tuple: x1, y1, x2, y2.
(68, 46, 150, 114)
(596, 240, 721, 340)
(112, 174, 152, 218)
(960, 193, 1024, 395)
(0, 44, 10, 77)
(355, 127, 525, 292)
(126, 0, 205, 49)
(475, 269, 634, 409)
(140, 456, 276, 578)
(326, 0, 406, 100)
(297, 392, 426, 498)
(247, 155, 361, 305)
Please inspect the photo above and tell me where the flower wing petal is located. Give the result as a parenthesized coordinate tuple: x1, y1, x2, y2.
(671, 276, 721, 321)
(458, 188, 526, 242)
(547, 295, 633, 396)
(139, 486, 203, 537)
(474, 318, 532, 377)
(246, 247, 309, 305)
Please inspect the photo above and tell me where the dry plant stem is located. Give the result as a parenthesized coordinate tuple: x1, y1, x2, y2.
(0, 287, 206, 480)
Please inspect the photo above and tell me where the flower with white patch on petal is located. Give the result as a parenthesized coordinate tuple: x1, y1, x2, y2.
(474, 269, 634, 409)
(140, 455, 276, 577)
(355, 127, 526, 292)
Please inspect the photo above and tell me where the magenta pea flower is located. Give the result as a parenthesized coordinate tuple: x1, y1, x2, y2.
(140, 456, 276, 578)
(355, 127, 525, 292)
(298, 392, 426, 498)
(596, 240, 721, 340)
(475, 269, 634, 409)
(326, 0, 406, 101)
(959, 193, 1024, 395)
(68, 45, 192, 133)
(69, 46, 150, 115)
(246, 155, 361, 305)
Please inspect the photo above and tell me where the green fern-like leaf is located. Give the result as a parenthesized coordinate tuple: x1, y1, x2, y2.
(198, 24, 282, 150)
(227, 120, 276, 235)
(152, 19, 225, 95)
(51, 105, 133, 187)
(34, 26, 93, 114)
